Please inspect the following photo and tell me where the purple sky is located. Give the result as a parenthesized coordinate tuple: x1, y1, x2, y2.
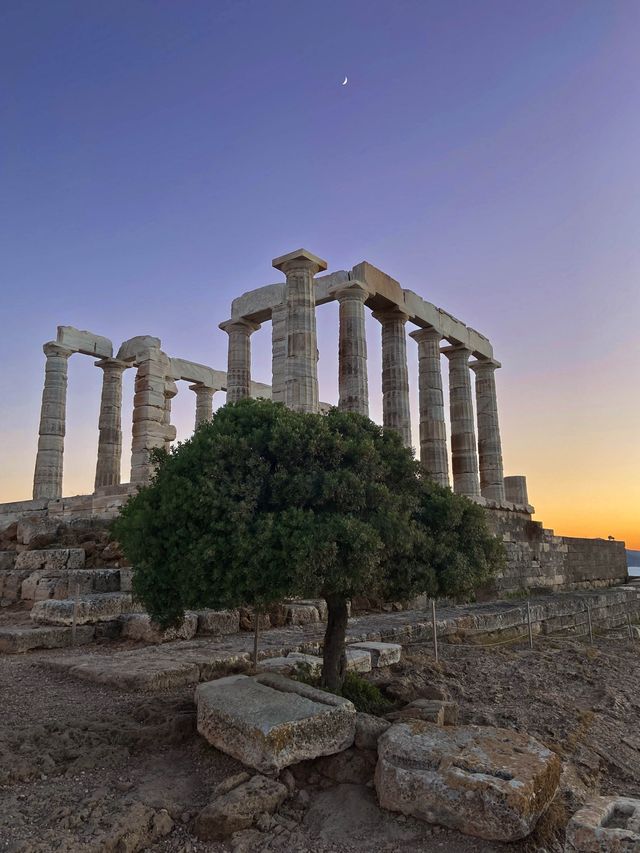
(1, 0, 639, 544)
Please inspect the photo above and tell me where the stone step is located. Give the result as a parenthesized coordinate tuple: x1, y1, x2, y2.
(0, 624, 96, 653)
(20, 568, 125, 605)
(15, 548, 86, 572)
(30, 591, 134, 625)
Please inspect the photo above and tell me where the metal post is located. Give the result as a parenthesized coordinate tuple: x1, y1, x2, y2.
(526, 600, 534, 649)
(71, 582, 80, 645)
(587, 604, 593, 645)
(431, 599, 439, 663)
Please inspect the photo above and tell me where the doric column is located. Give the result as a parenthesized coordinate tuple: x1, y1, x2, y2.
(219, 318, 260, 403)
(270, 302, 287, 404)
(372, 308, 412, 447)
(163, 379, 178, 451)
(332, 282, 370, 416)
(504, 475, 528, 506)
(470, 358, 505, 502)
(94, 358, 127, 490)
(409, 327, 449, 487)
(272, 248, 328, 414)
(130, 347, 175, 484)
(33, 342, 73, 499)
(443, 345, 480, 497)
(190, 384, 215, 428)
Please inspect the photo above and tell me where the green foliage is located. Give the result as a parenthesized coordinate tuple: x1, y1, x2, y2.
(293, 664, 393, 716)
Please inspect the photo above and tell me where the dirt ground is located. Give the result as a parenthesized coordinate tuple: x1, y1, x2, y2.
(1, 635, 639, 853)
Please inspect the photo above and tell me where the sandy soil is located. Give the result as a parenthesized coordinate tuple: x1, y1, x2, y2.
(1, 634, 639, 852)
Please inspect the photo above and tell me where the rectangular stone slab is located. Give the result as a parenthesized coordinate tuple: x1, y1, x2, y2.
(195, 673, 356, 774)
(30, 592, 133, 625)
(348, 641, 401, 667)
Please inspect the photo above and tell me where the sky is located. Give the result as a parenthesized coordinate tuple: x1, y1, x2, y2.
(1, 0, 638, 547)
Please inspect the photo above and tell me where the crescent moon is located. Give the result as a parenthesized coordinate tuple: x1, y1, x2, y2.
(342, 76, 348, 86)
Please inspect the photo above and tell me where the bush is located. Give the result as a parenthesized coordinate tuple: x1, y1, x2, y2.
(293, 663, 393, 716)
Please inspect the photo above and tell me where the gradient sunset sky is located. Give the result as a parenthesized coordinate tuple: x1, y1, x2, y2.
(1, 0, 639, 547)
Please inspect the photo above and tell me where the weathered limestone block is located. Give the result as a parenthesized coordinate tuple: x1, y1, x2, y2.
(286, 603, 321, 625)
(376, 721, 560, 841)
(345, 648, 372, 673)
(565, 796, 640, 852)
(196, 609, 241, 636)
(257, 653, 323, 676)
(0, 570, 33, 603)
(60, 653, 200, 691)
(195, 673, 356, 774)
(121, 612, 198, 643)
(15, 548, 85, 572)
(0, 551, 16, 571)
(16, 517, 63, 548)
(0, 625, 95, 653)
(387, 699, 458, 726)
(354, 712, 391, 751)
(20, 568, 121, 604)
(118, 567, 133, 592)
(30, 592, 133, 625)
(194, 773, 288, 840)
(349, 641, 401, 667)
(296, 598, 328, 620)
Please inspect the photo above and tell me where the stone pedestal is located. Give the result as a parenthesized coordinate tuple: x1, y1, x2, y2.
(33, 342, 73, 500)
(504, 475, 528, 505)
(190, 384, 215, 427)
(470, 359, 505, 502)
(333, 282, 369, 416)
(443, 345, 480, 497)
(410, 328, 449, 486)
(372, 308, 411, 447)
(130, 347, 174, 484)
(273, 249, 328, 414)
(94, 358, 127, 490)
(270, 302, 287, 405)
(219, 319, 260, 403)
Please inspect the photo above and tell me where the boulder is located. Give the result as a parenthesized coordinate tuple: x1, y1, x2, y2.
(376, 721, 560, 841)
(354, 712, 391, 751)
(196, 673, 356, 774)
(565, 795, 640, 851)
(196, 609, 240, 636)
(194, 774, 288, 840)
(349, 642, 402, 667)
(121, 612, 198, 643)
(345, 648, 372, 673)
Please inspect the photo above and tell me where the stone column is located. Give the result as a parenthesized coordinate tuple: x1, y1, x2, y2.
(504, 475, 529, 506)
(163, 379, 178, 452)
(219, 319, 260, 403)
(94, 358, 127, 490)
(409, 327, 449, 487)
(130, 347, 175, 484)
(443, 345, 480, 497)
(272, 248, 328, 414)
(270, 302, 287, 404)
(190, 384, 215, 428)
(470, 358, 505, 502)
(372, 308, 412, 447)
(33, 342, 73, 499)
(333, 282, 370, 416)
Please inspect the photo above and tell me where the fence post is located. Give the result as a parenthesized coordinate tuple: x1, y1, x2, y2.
(587, 604, 593, 645)
(431, 599, 439, 663)
(71, 582, 80, 645)
(526, 600, 534, 649)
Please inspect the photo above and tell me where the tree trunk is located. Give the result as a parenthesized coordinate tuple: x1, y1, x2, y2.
(322, 594, 349, 691)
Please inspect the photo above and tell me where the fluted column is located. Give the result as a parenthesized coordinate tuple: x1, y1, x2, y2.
(333, 282, 369, 416)
(163, 379, 178, 451)
(130, 347, 174, 484)
(470, 358, 505, 502)
(443, 345, 480, 497)
(372, 308, 411, 447)
(190, 384, 215, 428)
(410, 327, 449, 487)
(33, 342, 73, 499)
(273, 248, 328, 414)
(271, 302, 287, 404)
(94, 358, 127, 490)
(219, 319, 260, 403)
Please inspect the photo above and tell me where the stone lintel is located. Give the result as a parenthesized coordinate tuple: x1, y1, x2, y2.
(272, 248, 328, 274)
(56, 326, 113, 359)
(116, 336, 162, 363)
(170, 358, 226, 389)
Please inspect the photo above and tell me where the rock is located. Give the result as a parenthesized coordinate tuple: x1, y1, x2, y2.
(119, 567, 134, 592)
(376, 721, 561, 841)
(355, 712, 391, 750)
(387, 699, 458, 726)
(30, 591, 133, 625)
(121, 612, 198, 643)
(0, 625, 94, 653)
(314, 746, 377, 785)
(196, 608, 240, 635)
(296, 598, 328, 620)
(286, 604, 321, 625)
(194, 774, 288, 840)
(279, 769, 296, 794)
(349, 642, 402, 667)
(346, 648, 372, 673)
(213, 772, 252, 797)
(230, 828, 267, 852)
(16, 517, 63, 548)
(0, 551, 16, 571)
(239, 608, 271, 632)
(255, 653, 322, 677)
(195, 673, 356, 774)
(15, 548, 85, 571)
(565, 795, 640, 851)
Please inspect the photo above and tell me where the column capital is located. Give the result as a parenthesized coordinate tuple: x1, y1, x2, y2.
(94, 357, 128, 372)
(272, 248, 327, 276)
(409, 326, 442, 345)
(218, 318, 261, 336)
(189, 382, 216, 394)
(330, 280, 370, 303)
(43, 341, 72, 359)
(441, 344, 472, 360)
(371, 306, 410, 324)
(469, 357, 501, 372)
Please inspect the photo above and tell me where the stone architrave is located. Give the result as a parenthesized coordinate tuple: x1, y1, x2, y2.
(190, 384, 215, 428)
(94, 358, 127, 490)
(219, 319, 260, 403)
(272, 249, 328, 414)
(130, 347, 175, 485)
(33, 342, 73, 500)
(372, 308, 412, 447)
(332, 281, 370, 416)
(410, 327, 449, 487)
(270, 302, 287, 404)
(470, 359, 505, 502)
(162, 378, 178, 451)
(443, 345, 480, 497)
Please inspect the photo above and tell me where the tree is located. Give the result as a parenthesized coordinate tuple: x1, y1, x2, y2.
(113, 399, 503, 691)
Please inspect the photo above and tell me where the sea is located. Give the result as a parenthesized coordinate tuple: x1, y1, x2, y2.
(628, 566, 640, 578)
